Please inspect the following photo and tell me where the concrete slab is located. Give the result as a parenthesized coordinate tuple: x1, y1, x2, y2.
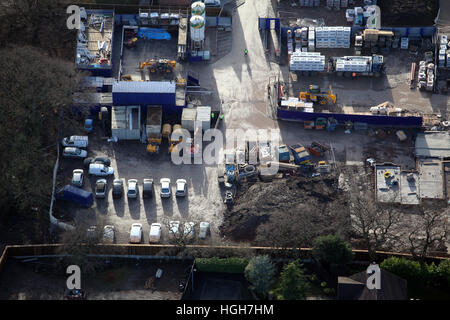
(418, 158, 444, 199)
(399, 171, 420, 205)
(375, 165, 401, 203)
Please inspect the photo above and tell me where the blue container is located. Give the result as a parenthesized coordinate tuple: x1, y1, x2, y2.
(278, 145, 290, 162)
(56, 185, 94, 207)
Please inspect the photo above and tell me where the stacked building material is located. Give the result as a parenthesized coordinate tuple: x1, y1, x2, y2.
(289, 52, 325, 72)
(308, 27, 315, 52)
(315, 26, 351, 48)
(418, 60, 427, 90)
(440, 35, 448, 67)
(400, 37, 409, 49)
(426, 63, 434, 92)
(299, 0, 320, 6)
(287, 30, 294, 61)
(335, 56, 372, 73)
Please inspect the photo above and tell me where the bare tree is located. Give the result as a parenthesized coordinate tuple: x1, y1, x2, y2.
(405, 209, 448, 262)
(58, 219, 107, 277)
(350, 195, 402, 260)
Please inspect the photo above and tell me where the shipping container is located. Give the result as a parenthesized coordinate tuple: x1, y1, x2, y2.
(181, 108, 197, 132)
(196, 106, 211, 131)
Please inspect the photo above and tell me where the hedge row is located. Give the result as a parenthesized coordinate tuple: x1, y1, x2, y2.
(195, 257, 249, 273)
(380, 257, 450, 288)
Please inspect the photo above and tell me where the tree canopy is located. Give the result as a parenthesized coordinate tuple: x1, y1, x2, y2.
(312, 235, 354, 267)
(275, 260, 310, 300)
(0, 46, 82, 220)
(244, 255, 275, 299)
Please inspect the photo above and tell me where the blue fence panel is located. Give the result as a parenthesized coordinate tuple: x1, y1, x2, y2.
(277, 109, 423, 127)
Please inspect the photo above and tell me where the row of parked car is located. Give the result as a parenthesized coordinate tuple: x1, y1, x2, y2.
(72, 168, 188, 200)
(129, 220, 211, 244)
(90, 221, 211, 244)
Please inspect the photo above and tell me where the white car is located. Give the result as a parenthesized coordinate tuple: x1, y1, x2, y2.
(149, 223, 162, 243)
(175, 179, 187, 197)
(169, 220, 180, 237)
(63, 147, 88, 158)
(160, 178, 171, 198)
(62, 136, 89, 148)
(89, 163, 114, 176)
(129, 223, 143, 243)
(127, 179, 138, 198)
(199, 222, 210, 239)
(184, 222, 195, 239)
(103, 225, 115, 244)
(72, 169, 84, 187)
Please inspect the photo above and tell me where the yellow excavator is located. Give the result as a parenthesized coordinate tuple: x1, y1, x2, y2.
(299, 85, 336, 105)
(139, 59, 177, 73)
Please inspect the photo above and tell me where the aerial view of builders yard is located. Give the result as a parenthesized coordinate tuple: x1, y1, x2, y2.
(0, 0, 450, 309)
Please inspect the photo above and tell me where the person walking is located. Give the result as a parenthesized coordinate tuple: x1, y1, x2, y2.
(244, 48, 248, 56)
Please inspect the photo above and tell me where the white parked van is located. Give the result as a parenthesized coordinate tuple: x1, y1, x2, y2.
(89, 163, 114, 176)
(62, 136, 89, 148)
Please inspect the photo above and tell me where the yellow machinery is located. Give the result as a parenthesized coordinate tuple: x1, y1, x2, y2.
(139, 59, 177, 73)
(146, 134, 162, 153)
(299, 85, 336, 105)
(120, 74, 132, 81)
(168, 124, 183, 154)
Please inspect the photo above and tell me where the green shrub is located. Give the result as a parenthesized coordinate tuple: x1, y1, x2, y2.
(323, 287, 335, 296)
(312, 235, 353, 267)
(380, 257, 450, 288)
(320, 281, 327, 288)
(195, 257, 248, 273)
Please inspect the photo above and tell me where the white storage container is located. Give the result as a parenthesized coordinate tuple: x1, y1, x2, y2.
(181, 108, 197, 132)
(196, 106, 211, 131)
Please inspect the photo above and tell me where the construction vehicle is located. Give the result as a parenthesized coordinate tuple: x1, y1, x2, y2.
(299, 85, 337, 105)
(317, 161, 331, 174)
(304, 120, 315, 129)
(315, 117, 327, 129)
(125, 37, 138, 48)
(289, 143, 310, 165)
(139, 59, 177, 73)
(308, 141, 330, 157)
(146, 106, 162, 154)
(120, 74, 133, 81)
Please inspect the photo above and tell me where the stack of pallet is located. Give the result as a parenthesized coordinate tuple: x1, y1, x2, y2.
(439, 35, 447, 67)
(316, 26, 350, 48)
(308, 27, 315, 52)
(299, 0, 320, 6)
(290, 52, 325, 72)
(335, 56, 371, 73)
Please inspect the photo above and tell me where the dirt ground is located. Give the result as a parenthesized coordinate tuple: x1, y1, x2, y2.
(220, 174, 348, 243)
(0, 259, 190, 300)
(379, 0, 439, 27)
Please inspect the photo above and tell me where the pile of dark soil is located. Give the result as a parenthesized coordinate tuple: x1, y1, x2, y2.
(379, 0, 439, 27)
(219, 175, 349, 243)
